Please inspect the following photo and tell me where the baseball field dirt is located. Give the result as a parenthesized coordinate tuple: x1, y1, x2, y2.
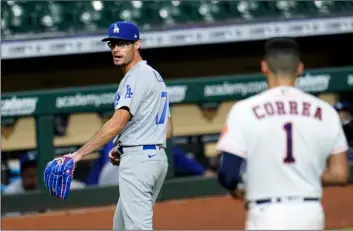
(2, 185, 353, 230)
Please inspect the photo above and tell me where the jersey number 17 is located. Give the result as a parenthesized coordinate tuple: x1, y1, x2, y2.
(156, 91, 168, 124)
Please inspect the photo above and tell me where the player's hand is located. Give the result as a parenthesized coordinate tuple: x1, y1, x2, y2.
(109, 146, 122, 166)
(66, 152, 81, 163)
(230, 188, 245, 200)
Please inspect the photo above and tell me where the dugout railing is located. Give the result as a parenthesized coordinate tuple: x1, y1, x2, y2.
(2, 66, 353, 214)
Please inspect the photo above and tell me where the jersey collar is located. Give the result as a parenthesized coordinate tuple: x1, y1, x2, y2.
(267, 86, 303, 95)
(125, 60, 147, 75)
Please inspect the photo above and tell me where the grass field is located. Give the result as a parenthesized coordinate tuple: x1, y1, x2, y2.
(340, 227, 353, 230)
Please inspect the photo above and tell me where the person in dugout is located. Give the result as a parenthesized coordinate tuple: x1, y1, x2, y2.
(333, 101, 353, 163)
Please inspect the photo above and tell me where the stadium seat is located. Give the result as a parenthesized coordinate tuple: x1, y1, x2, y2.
(113, 1, 145, 29)
(268, 1, 311, 18)
(138, 1, 162, 29)
(157, 1, 185, 26)
(235, 1, 269, 20)
(314, 1, 353, 14)
(3, 1, 38, 35)
(48, 2, 73, 33)
(1, 1, 12, 36)
(94, 1, 122, 30)
(2, 0, 353, 38)
(157, 1, 203, 26)
(195, 1, 226, 23)
(35, 2, 62, 33)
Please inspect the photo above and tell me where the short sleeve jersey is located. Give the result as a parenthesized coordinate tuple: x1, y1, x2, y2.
(217, 86, 348, 200)
(113, 61, 171, 148)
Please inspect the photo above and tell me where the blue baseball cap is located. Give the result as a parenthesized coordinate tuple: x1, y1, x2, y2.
(20, 151, 37, 171)
(333, 101, 351, 112)
(102, 21, 140, 42)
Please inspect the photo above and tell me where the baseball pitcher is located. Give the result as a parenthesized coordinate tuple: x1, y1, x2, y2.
(216, 37, 349, 230)
(43, 21, 171, 230)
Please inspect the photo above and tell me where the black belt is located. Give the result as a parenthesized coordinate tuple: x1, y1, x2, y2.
(118, 145, 162, 154)
(253, 197, 320, 205)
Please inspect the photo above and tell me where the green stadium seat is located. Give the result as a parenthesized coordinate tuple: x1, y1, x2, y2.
(177, 1, 204, 24)
(216, 1, 242, 21)
(2, 0, 353, 38)
(196, 1, 232, 23)
(313, 1, 353, 14)
(52, 2, 80, 33)
(313, 1, 336, 14)
(6, 1, 38, 35)
(35, 2, 61, 33)
(267, 1, 311, 19)
(157, 1, 186, 26)
(1, 2, 12, 36)
(94, 1, 122, 30)
(69, 1, 100, 32)
(157, 1, 203, 26)
(114, 2, 143, 27)
(138, 1, 162, 29)
(234, 1, 269, 20)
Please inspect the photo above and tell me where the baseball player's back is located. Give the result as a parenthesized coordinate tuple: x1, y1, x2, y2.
(236, 86, 344, 201)
(216, 37, 349, 230)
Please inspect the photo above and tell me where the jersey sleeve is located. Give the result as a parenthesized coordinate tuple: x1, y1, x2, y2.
(216, 104, 247, 158)
(115, 75, 147, 116)
(330, 113, 349, 155)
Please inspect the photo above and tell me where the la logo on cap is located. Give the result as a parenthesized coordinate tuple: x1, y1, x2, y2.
(113, 24, 119, 33)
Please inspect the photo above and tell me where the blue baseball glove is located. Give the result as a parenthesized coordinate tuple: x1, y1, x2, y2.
(43, 155, 76, 200)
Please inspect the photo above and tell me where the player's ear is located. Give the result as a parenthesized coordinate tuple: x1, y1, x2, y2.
(261, 60, 269, 75)
(296, 61, 304, 76)
(134, 40, 141, 51)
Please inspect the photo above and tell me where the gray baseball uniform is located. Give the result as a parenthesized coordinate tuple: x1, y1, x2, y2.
(112, 60, 170, 230)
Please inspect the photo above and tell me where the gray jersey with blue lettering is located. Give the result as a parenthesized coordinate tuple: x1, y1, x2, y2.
(113, 60, 170, 148)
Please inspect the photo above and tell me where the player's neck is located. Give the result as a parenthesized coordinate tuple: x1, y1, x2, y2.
(267, 74, 296, 89)
(121, 55, 143, 75)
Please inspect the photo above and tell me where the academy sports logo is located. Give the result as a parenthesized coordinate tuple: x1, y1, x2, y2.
(166, 85, 187, 103)
(56, 93, 115, 108)
(204, 81, 267, 97)
(295, 73, 331, 92)
(1, 96, 38, 116)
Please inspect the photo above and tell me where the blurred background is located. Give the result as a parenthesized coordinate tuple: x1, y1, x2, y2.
(1, 0, 353, 221)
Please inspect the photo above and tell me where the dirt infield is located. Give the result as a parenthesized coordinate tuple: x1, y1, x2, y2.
(2, 185, 353, 230)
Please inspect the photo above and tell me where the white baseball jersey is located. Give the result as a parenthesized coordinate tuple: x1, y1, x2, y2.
(217, 86, 349, 201)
